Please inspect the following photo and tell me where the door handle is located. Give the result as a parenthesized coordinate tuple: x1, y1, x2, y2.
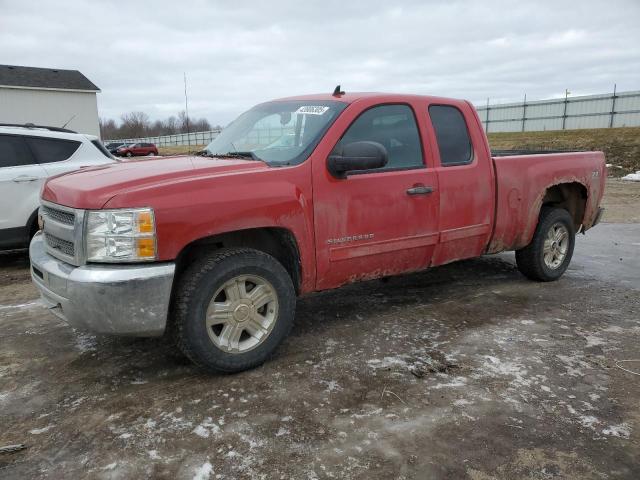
(12, 175, 39, 183)
(406, 185, 433, 195)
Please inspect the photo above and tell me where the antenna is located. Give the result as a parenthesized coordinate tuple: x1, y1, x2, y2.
(332, 85, 345, 97)
(61, 114, 76, 129)
(184, 72, 190, 146)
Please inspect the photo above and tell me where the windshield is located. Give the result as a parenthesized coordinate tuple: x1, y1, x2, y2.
(203, 100, 347, 166)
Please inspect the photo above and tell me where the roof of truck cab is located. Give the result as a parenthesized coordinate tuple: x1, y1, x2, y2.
(272, 92, 468, 105)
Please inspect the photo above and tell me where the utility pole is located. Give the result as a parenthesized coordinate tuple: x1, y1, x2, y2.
(562, 89, 570, 130)
(184, 72, 191, 147)
(522, 94, 527, 132)
(485, 97, 490, 133)
(609, 83, 617, 128)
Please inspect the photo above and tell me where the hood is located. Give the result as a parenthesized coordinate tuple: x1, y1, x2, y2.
(42, 155, 269, 209)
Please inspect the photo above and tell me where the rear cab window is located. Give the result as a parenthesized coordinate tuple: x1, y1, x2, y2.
(26, 137, 81, 164)
(334, 104, 424, 172)
(428, 105, 473, 166)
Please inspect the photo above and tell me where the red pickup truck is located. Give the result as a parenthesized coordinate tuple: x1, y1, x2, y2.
(30, 91, 606, 373)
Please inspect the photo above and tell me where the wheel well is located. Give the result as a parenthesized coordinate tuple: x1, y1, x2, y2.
(27, 208, 40, 238)
(174, 227, 302, 294)
(541, 182, 587, 229)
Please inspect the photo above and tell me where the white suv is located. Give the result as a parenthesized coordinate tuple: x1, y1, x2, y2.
(0, 124, 116, 250)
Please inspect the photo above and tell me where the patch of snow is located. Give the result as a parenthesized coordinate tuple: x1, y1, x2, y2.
(322, 380, 341, 392)
(431, 376, 467, 389)
(602, 423, 631, 439)
(0, 300, 41, 311)
(453, 399, 473, 406)
(275, 426, 289, 437)
(148, 450, 161, 460)
(281, 416, 293, 422)
(622, 171, 640, 181)
(193, 417, 221, 438)
(193, 425, 210, 438)
(556, 354, 591, 377)
(102, 462, 117, 470)
(29, 425, 53, 435)
(603, 325, 624, 333)
(480, 356, 531, 387)
(566, 405, 599, 430)
(119, 433, 133, 439)
(193, 461, 213, 480)
(367, 356, 408, 369)
(74, 332, 97, 353)
(584, 335, 606, 348)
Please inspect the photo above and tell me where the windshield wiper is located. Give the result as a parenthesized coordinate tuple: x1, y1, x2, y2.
(220, 151, 259, 160)
(201, 150, 263, 162)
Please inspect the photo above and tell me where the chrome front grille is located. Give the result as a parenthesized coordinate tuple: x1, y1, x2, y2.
(41, 201, 84, 266)
(42, 205, 75, 225)
(45, 233, 75, 256)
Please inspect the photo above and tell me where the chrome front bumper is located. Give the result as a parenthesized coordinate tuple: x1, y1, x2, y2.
(29, 232, 175, 336)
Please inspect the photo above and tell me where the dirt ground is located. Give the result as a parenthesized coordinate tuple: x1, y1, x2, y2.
(600, 179, 640, 223)
(1, 181, 639, 479)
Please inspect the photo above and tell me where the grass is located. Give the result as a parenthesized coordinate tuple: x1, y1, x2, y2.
(487, 127, 640, 174)
(158, 145, 205, 156)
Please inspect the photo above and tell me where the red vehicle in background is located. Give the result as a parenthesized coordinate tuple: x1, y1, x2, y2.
(31, 90, 606, 373)
(116, 142, 158, 157)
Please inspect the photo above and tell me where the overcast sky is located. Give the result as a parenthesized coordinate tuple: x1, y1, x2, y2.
(1, 0, 639, 125)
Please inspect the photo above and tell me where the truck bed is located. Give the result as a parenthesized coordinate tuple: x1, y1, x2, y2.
(486, 151, 606, 254)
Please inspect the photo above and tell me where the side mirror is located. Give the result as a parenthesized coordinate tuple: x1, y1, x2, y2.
(327, 141, 388, 179)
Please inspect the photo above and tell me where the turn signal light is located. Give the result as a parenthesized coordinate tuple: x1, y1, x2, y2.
(137, 211, 154, 233)
(136, 238, 156, 258)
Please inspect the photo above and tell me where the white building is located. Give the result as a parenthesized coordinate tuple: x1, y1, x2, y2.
(0, 64, 100, 137)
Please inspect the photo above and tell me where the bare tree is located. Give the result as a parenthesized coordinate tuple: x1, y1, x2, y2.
(99, 117, 118, 139)
(119, 111, 150, 138)
(101, 111, 217, 139)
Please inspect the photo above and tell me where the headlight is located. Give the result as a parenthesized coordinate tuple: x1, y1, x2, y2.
(86, 208, 157, 262)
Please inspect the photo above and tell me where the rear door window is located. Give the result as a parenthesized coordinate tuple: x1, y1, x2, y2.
(0, 134, 35, 168)
(428, 105, 473, 166)
(26, 137, 81, 164)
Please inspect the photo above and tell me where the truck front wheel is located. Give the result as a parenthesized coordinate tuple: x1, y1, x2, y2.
(172, 248, 296, 373)
(515, 207, 576, 282)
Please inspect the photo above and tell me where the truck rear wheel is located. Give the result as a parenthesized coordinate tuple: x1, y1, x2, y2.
(172, 248, 296, 373)
(515, 207, 575, 282)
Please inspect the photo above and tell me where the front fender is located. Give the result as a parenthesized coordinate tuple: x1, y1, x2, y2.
(103, 164, 316, 291)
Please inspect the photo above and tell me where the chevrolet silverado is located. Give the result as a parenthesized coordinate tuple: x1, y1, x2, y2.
(30, 90, 606, 372)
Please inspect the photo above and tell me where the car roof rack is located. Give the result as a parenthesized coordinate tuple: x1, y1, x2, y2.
(0, 123, 77, 134)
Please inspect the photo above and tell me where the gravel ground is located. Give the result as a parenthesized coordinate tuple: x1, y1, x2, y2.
(0, 185, 639, 478)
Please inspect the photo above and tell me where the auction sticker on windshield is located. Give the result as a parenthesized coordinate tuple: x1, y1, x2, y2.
(295, 106, 330, 115)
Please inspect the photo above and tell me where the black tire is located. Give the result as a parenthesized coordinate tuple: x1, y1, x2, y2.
(172, 248, 296, 373)
(126, 151, 133, 157)
(515, 207, 575, 282)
